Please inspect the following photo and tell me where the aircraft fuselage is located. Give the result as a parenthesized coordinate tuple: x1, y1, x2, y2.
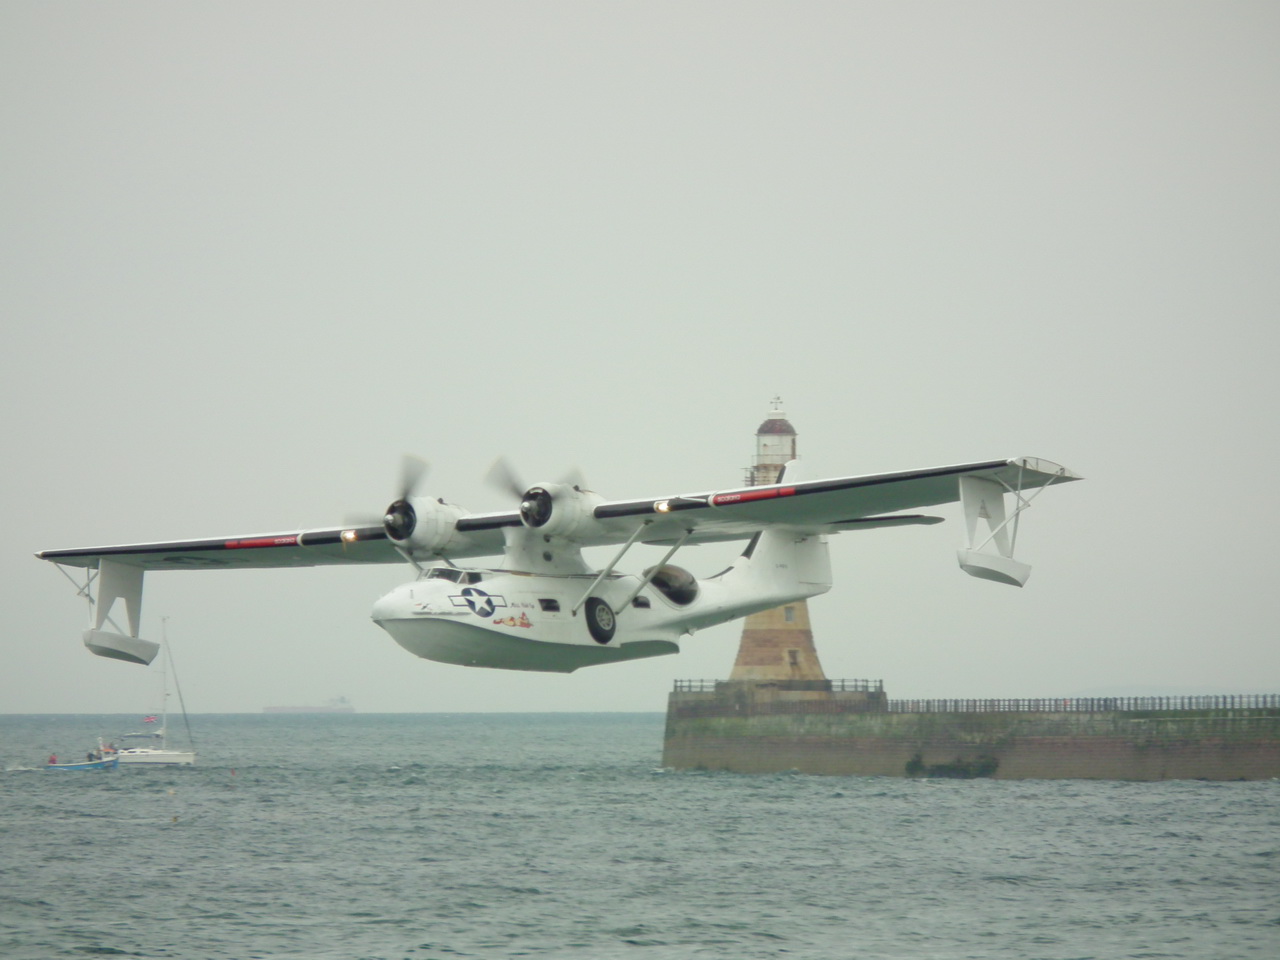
(369, 558, 817, 673)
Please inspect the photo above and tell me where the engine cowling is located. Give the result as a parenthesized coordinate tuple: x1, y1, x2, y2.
(517, 482, 602, 541)
(383, 496, 467, 557)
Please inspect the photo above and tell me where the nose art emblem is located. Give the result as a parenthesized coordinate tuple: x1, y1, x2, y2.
(456, 587, 499, 618)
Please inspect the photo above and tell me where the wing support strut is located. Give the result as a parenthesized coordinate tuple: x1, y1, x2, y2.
(615, 528, 694, 612)
(957, 464, 1069, 587)
(393, 545, 424, 574)
(571, 521, 652, 616)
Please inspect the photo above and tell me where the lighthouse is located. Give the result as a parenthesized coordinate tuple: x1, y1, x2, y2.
(727, 399, 830, 685)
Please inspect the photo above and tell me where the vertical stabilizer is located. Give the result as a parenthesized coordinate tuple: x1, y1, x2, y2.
(734, 526, 833, 601)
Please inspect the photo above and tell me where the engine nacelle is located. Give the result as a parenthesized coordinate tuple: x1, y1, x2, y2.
(518, 482, 603, 541)
(383, 496, 468, 557)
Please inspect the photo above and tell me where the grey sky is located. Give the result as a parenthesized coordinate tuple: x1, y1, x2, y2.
(3, 2, 1277, 713)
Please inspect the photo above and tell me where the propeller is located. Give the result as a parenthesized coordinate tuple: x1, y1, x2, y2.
(485, 458, 586, 529)
(397, 455, 428, 502)
(382, 455, 429, 542)
(484, 457, 526, 502)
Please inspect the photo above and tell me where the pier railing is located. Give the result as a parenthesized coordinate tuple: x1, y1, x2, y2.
(884, 695, 1280, 714)
(672, 678, 883, 694)
(670, 683, 1280, 717)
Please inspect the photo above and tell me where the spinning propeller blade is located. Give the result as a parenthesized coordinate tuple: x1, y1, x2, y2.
(484, 457, 525, 501)
(383, 455, 429, 542)
(398, 455, 429, 501)
(485, 458, 588, 529)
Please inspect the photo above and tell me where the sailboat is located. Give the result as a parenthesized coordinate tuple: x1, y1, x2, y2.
(116, 618, 196, 766)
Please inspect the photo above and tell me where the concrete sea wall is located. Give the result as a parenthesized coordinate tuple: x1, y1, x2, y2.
(662, 693, 1280, 780)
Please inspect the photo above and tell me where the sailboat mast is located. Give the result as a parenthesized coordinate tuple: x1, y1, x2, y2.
(164, 619, 196, 754)
(160, 617, 169, 749)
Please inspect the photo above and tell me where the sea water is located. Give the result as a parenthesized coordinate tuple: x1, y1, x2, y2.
(1, 713, 1276, 960)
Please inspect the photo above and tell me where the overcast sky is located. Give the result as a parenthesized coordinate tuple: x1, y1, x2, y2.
(3, 2, 1277, 714)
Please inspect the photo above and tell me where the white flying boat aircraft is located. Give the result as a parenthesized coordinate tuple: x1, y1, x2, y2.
(37, 456, 1080, 673)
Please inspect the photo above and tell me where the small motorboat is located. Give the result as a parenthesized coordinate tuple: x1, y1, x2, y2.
(46, 745, 119, 771)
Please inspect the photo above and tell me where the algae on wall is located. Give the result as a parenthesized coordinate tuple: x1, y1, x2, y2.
(666, 708, 1280, 746)
(663, 706, 1280, 780)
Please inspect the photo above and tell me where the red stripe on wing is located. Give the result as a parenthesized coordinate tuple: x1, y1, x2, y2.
(225, 536, 299, 549)
(711, 486, 795, 506)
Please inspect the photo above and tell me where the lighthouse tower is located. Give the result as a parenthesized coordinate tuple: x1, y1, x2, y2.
(727, 400, 829, 684)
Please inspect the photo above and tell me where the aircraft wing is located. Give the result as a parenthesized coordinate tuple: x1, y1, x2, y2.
(36, 524, 506, 571)
(590, 456, 1080, 545)
(36, 457, 1078, 572)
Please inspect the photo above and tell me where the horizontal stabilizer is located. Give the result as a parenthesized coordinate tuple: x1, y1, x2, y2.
(83, 629, 159, 665)
(833, 514, 944, 530)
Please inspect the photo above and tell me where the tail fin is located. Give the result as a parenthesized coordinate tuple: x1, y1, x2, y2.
(734, 527, 833, 601)
(721, 458, 831, 603)
(681, 528, 831, 635)
(734, 458, 830, 598)
(680, 459, 832, 632)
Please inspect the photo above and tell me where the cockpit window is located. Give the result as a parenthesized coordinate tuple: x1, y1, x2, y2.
(421, 568, 483, 584)
(425, 568, 462, 583)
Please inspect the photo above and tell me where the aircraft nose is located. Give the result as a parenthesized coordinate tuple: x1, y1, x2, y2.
(369, 586, 407, 623)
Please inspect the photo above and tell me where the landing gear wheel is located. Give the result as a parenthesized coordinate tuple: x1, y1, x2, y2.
(585, 597, 616, 644)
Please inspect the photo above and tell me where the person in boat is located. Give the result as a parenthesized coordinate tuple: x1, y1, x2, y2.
(48, 754, 57, 765)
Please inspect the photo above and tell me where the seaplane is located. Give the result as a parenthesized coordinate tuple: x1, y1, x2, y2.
(37, 455, 1080, 673)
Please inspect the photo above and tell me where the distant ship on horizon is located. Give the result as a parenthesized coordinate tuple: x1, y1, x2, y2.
(263, 696, 355, 715)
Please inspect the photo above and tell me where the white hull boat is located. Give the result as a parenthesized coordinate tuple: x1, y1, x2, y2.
(119, 619, 197, 767)
(116, 745, 195, 765)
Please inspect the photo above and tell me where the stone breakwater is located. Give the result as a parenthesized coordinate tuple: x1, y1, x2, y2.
(663, 686, 1280, 780)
